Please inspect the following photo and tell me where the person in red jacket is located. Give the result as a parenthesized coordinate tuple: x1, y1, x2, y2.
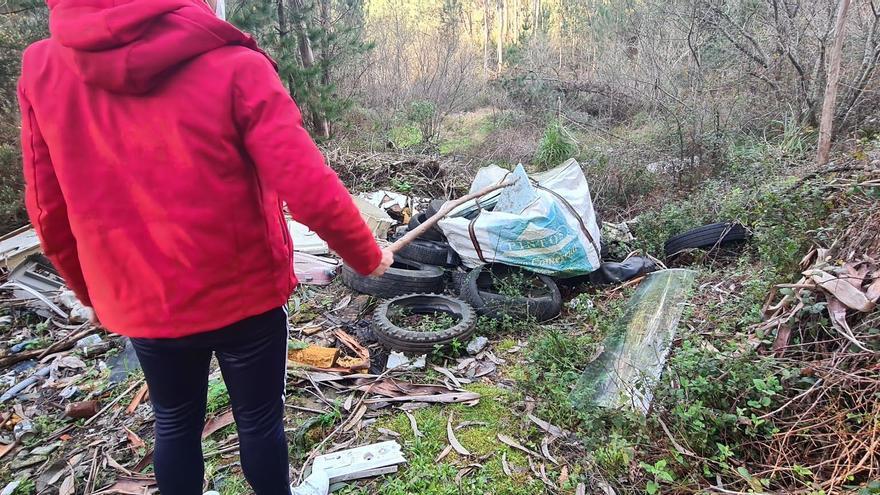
(18, 0, 393, 493)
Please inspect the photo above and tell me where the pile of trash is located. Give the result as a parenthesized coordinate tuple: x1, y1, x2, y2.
(0, 158, 738, 493)
(309, 160, 661, 366)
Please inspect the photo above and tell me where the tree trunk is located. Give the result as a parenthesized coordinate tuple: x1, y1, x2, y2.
(319, 0, 330, 88)
(533, 0, 540, 36)
(276, 0, 295, 95)
(291, 0, 330, 139)
(483, 0, 491, 73)
(817, 0, 851, 166)
(513, 0, 519, 42)
(496, 0, 504, 72)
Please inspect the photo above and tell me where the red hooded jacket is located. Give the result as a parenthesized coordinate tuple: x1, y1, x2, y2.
(18, 0, 382, 338)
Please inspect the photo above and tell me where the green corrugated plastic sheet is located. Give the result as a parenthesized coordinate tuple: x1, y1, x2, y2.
(571, 268, 697, 413)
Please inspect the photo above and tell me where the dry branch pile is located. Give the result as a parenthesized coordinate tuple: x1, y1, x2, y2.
(747, 165, 880, 491)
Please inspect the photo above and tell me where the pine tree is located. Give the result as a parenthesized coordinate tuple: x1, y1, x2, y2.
(228, 0, 371, 139)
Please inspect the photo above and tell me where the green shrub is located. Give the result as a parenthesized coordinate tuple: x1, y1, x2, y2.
(0, 143, 26, 233)
(533, 120, 576, 170)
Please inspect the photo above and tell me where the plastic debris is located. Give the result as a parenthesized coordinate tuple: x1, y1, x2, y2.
(466, 336, 489, 355)
(588, 256, 657, 285)
(571, 269, 697, 413)
(294, 253, 339, 286)
(288, 220, 330, 255)
(13, 419, 35, 441)
(107, 338, 141, 385)
(439, 160, 601, 277)
(0, 367, 51, 403)
(385, 352, 425, 371)
(292, 441, 407, 494)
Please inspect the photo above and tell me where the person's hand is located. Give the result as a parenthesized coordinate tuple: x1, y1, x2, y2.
(369, 248, 394, 278)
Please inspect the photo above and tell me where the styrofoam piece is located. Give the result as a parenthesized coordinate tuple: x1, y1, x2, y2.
(312, 441, 406, 484)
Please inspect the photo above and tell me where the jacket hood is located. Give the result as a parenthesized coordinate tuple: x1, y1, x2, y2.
(47, 0, 269, 94)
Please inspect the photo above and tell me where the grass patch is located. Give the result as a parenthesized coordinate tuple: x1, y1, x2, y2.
(341, 384, 550, 495)
(206, 378, 230, 414)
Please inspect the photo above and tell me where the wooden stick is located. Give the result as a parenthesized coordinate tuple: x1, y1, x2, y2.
(38, 323, 93, 359)
(388, 179, 516, 253)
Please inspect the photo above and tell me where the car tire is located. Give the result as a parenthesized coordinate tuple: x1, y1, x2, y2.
(396, 239, 453, 266)
(425, 198, 447, 217)
(407, 212, 445, 242)
(664, 223, 748, 258)
(373, 294, 476, 354)
(460, 265, 562, 322)
(342, 257, 445, 298)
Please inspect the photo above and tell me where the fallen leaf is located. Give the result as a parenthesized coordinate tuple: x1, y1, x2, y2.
(497, 433, 543, 459)
(403, 410, 422, 438)
(343, 393, 355, 412)
(472, 362, 496, 378)
(447, 414, 471, 456)
(106, 454, 131, 476)
(455, 421, 487, 430)
(435, 444, 453, 462)
(125, 428, 145, 450)
(558, 465, 569, 486)
(133, 450, 153, 473)
(333, 295, 352, 312)
(432, 366, 464, 388)
(298, 325, 323, 336)
(527, 414, 566, 437)
(540, 436, 558, 465)
(867, 271, 880, 302)
(806, 269, 875, 312)
(828, 297, 871, 351)
(201, 410, 235, 439)
(342, 404, 367, 432)
(94, 478, 157, 495)
(59, 473, 75, 495)
(377, 428, 400, 438)
(529, 457, 558, 490)
(454, 464, 482, 484)
(364, 392, 481, 405)
(501, 452, 513, 476)
(575, 483, 586, 495)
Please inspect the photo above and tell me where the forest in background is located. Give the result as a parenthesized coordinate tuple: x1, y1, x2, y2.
(0, 2, 880, 494)
(1, 1, 879, 230)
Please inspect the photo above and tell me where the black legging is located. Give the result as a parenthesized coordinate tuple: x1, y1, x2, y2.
(131, 308, 291, 495)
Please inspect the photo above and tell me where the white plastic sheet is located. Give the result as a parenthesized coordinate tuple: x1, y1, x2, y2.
(438, 159, 601, 277)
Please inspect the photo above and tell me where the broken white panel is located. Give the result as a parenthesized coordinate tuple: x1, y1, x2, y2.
(359, 191, 409, 212)
(352, 196, 394, 239)
(288, 220, 330, 255)
(1, 255, 68, 318)
(312, 440, 406, 484)
(0, 226, 41, 271)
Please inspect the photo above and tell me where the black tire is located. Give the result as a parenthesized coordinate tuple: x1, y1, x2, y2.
(448, 269, 470, 294)
(373, 294, 476, 354)
(342, 257, 445, 298)
(407, 212, 444, 242)
(425, 199, 447, 217)
(460, 265, 562, 322)
(396, 239, 452, 266)
(664, 223, 748, 258)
